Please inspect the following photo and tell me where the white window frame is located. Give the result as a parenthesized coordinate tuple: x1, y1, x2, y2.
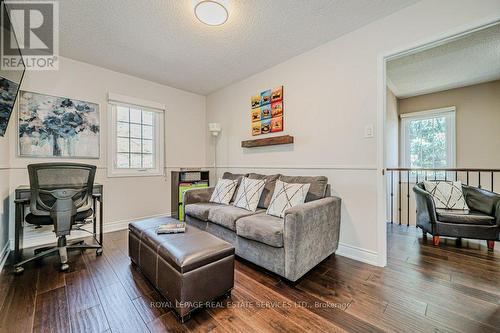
(107, 93, 165, 177)
(400, 106, 456, 169)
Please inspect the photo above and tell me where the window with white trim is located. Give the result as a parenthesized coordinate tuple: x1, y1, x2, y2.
(401, 107, 456, 169)
(108, 95, 164, 177)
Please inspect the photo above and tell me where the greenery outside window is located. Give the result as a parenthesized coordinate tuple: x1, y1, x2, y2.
(401, 107, 456, 179)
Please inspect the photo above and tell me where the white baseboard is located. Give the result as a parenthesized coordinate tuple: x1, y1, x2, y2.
(336, 242, 381, 266)
(0, 241, 10, 273)
(14, 213, 170, 250)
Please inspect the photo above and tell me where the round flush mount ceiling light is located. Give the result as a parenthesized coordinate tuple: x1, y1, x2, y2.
(193, 0, 230, 26)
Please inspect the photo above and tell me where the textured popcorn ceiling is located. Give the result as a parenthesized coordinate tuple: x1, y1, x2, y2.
(58, 0, 418, 95)
(387, 23, 500, 98)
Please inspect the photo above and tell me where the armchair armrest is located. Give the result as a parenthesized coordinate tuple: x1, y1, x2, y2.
(413, 185, 438, 224)
(183, 187, 214, 206)
(495, 201, 500, 226)
(283, 196, 341, 281)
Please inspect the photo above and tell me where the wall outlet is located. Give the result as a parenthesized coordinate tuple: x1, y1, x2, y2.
(364, 124, 374, 138)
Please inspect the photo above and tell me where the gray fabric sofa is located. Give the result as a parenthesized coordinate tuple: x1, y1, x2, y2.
(183, 172, 341, 282)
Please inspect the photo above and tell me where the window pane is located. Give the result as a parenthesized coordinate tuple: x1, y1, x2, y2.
(117, 122, 129, 137)
(117, 137, 129, 152)
(130, 138, 141, 153)
(408, 116, 447, 168)
(142, 139, 153, 153)
(117, 153, 129, 168)
(130, 154, 142, 168)
(130, 108, 142, 123)
(117, 106, 129, 122)
(130, 124, 141, 138)
(142, 154, 153, 168)
(143, 111, 153, 125)
(142, 125, 153, 139)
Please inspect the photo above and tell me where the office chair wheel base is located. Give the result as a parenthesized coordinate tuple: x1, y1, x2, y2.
(96, 248, 103, 256)
(14, 266, 24, 274)
(60, 263, 69, 272)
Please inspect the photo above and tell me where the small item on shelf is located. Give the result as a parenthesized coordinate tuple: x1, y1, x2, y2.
(157, 222, 186, 234)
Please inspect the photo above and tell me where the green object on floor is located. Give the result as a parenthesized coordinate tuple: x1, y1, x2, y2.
(178, 183, 208, 221)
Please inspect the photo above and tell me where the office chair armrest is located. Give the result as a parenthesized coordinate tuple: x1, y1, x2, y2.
(92, 193, 102, 202)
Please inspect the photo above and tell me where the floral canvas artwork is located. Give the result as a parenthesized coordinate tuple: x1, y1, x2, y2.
(0, 77, 20, 137)
(18, 91, 100, 158)
(251, 86, 283, 136)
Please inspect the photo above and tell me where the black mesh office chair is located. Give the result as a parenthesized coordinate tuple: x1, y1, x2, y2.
(14, 163, 103, 273)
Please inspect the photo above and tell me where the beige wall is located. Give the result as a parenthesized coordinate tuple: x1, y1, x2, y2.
(206, 0, 500, 265)
(399, 80, 500, 168)
(6, 57, 207, 248)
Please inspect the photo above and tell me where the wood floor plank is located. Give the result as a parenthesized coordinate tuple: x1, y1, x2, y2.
(32, 287, 71, 333)
(70, 305, 110, 333)
(132, 289, 170, 324)
(0, 264, 37, 332)
(96, 282, 149, 333)
(66, 267, 101, 313)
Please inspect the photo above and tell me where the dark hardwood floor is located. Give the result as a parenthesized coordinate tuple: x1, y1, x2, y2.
(0, 224, 498, 333)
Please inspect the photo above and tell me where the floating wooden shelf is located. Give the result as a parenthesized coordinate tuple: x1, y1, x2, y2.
(241, 135, 294, 148)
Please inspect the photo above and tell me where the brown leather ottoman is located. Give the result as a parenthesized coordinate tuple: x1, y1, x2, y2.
(128, 217, 234, 321)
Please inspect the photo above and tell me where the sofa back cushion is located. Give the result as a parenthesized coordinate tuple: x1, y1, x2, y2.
(222, 172, 248, 201)
(279, 175, 328, 202)
(248, 173, 280, 208)
(463, 185, 500, 216)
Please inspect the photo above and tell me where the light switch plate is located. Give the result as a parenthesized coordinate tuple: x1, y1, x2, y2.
(364, 124, 374, 138)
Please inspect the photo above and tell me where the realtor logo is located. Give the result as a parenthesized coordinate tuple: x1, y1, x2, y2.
(1, 0, 59, 70)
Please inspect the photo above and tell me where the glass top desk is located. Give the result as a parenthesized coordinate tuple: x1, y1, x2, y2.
(13, 184, 103, 259)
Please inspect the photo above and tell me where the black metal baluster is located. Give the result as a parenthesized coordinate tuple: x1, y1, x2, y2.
(491, 172, 494, 192)
(416, 171, 419, 215)
(466, 171, 469, 185)
(407, 170, 410, 227)
(398, 170, 402, 225)
(390, 171, 394, 224)
(425, 171, 428, 181)
(455, 171, 458, 181)
(478, 172, 482, 189)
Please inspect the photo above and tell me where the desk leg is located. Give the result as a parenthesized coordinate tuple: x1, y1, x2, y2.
(14, 203, 24, 259)
(99, 198, 103, 245)
(93, 197, 97, 236)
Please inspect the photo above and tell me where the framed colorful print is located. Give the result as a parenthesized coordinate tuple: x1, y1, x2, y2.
(260, 89, 271, 106)
(271, 116, 283, 132)
(271, 86, 283, 102)
(271, 101, 283, 118)
(18, 91, 100, 158)
(252, 121, 261, 136)
(261, 104, 271, 120)
(251, 94, 261, 108)
(261, 118, 271, 134)
(251, 108, 261, 122)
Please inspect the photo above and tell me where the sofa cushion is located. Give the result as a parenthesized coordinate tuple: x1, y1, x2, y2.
(185, 202, 222, 221)
(233, 177, 266, 212)
(248, 173, 280, 209)
(267, 180, 310, 218)
(210, 178, 238, 205)
(279, 175, 328, 202)
(236, 213, 284, 248)
(208, 205, 263, 231)
(436, 209, 495, 226)
(222, 172, 248, 202)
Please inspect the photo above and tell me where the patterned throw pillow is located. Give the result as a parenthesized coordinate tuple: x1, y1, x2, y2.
(210, 178, 238, 205)
(424, 180, 469, 210)
(267, 180, 311, 218)
(233, 177, 266, 212)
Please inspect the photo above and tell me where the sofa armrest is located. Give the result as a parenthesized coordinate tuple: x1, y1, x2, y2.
(413, 185, 438, 225)
(183, 187, 214, 206)
(283, 196, 341, 281)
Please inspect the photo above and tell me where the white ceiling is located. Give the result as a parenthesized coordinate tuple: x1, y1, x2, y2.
(57, 0, 419, 95)
(387, 23, 500, 98)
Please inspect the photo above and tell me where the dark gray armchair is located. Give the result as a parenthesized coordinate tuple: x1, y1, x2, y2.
(413, 182, 499, 250)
